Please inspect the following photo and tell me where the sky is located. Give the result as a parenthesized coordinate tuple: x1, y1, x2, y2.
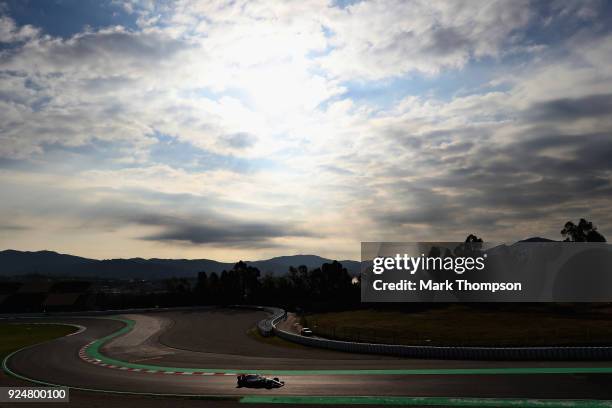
(0, 0, 611, 261)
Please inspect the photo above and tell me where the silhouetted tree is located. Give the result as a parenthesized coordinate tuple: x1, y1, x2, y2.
(196, 271, 208, 293)
(453, 234, 484, 257)
(220, 269, 239, 302)
(207, 272, 220, 303)
(233, 261, 260, 302)
(561, 218, 607, 242)
(465, 234, 483, 243)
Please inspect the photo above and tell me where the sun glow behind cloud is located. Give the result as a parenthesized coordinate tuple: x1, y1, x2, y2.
(0, 0, 611, 261)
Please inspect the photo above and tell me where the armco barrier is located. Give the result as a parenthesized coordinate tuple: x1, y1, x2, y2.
(255, 306, 286, 337)
(265, 309, 612, 360)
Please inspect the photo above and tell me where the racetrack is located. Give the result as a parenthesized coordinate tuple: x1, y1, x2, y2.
(4, 308, 612, 402)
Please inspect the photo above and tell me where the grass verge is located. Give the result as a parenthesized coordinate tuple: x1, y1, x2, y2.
(0, 323, 77, 360)
(305, 306, 612, 347)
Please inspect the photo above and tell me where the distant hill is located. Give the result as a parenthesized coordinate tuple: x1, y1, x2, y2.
(249, 255, 360, 277)
(0, 250, 96, 275)
(0, 250, 360, 280)
(518, 237, 557, 243)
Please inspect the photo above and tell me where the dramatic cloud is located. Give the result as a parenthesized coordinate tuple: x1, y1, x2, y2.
(320, 0, 532, 79)
(0, 0, 611, 260)
(527, 94, 612, 122)
(142, 219, 312, 247)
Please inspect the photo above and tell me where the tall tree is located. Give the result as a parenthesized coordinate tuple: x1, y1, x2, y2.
(561, 218, 607, 242)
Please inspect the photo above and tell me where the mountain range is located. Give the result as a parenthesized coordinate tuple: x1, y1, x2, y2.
(0, 250, 360, 280)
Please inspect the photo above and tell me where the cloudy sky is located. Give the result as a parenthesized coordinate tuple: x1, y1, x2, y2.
(1, 0, 611, 261)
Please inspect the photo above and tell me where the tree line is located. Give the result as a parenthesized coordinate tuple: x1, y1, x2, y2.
(195, 260, 359, 310)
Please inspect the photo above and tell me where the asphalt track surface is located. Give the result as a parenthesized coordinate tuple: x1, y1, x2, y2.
(4, 308, 612, 401)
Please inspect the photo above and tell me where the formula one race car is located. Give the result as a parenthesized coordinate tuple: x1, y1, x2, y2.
(237, 374, 285, 389)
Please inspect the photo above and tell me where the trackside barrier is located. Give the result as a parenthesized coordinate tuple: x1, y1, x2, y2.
(221, 304, 284, 337)
(263, 309, 612, 361)
(255, 306, 286, 337)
